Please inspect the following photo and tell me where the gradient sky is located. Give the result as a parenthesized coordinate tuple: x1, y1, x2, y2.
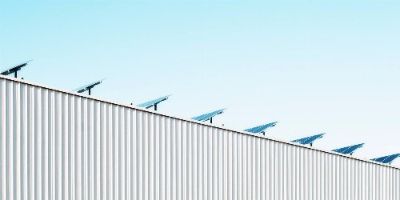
(1, 0, 400, 165)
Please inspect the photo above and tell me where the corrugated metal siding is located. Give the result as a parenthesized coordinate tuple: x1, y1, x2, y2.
(0, 76, 400, 200)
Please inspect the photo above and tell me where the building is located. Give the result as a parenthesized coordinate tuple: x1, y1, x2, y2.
(0, 75, 399, 200)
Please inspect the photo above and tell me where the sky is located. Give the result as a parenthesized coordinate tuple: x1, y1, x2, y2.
(1, 0, 400, 165)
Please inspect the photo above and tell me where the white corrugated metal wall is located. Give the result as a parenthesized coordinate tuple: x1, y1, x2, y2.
(0, 76, 399, 200)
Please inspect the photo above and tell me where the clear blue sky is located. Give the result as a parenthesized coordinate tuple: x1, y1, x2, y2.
(1, 0, 400, 165)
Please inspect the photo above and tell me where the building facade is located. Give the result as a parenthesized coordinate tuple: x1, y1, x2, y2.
(0, 76, 399, 200)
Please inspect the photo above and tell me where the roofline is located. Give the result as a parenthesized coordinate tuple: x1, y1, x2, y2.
(1, 74, 399, 171)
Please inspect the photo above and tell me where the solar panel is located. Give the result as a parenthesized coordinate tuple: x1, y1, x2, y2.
(292, 133, 325, 146)
(192, 109, 225, 123)
(137, 95, 170, 111)
(333, 143, 364, 155)
(371, 154, 400, 164)
(244, 122, 277, 135)
(76, 79, 104, 95)
(1, 60, 31, 78)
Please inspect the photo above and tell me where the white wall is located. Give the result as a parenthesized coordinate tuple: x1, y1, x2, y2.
(1, 76, 399, 200)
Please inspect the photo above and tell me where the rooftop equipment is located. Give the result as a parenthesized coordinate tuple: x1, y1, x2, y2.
(333, 143, 365, 155)
(76, 79, 104, 95)
(244, 121, 278, 135)
(371, 153, 400, 164)
(137, 95, 171, 111)
(1, 60, 32, 78)
(192, 109, 225, 124)
(292, 133, 325, 147)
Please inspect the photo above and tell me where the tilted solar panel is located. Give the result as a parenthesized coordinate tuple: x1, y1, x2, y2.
(292, 133, 325, 145)
(333, 143, 364, 155)
(192, 109, 225, 122)
(244, 122, 278, 134)
(371, 154, 400, 164)
(76, 79, 104, 94)
(1, 60, 31, 78)
(137, 95, 170, 110)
